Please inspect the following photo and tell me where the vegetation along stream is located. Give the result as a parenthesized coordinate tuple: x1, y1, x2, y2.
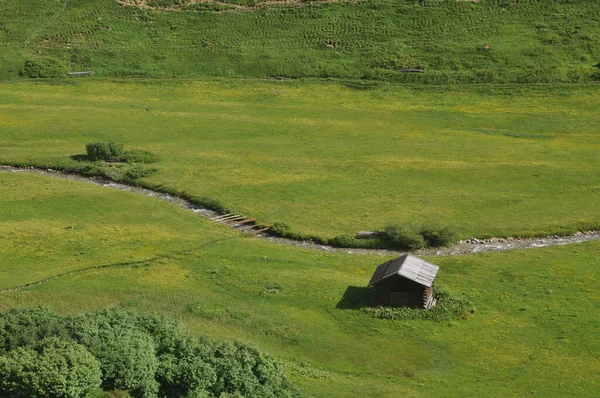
(2, 165, 598, 257)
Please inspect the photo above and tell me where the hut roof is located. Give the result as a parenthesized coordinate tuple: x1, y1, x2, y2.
(368, 254, 439, 288)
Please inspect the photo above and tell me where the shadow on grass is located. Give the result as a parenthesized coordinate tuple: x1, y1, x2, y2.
(336, 286, 371, 310)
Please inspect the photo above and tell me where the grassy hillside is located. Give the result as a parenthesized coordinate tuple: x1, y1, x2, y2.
(1, 172, 599, 397)
(1, 80, 599, 240)
(1, 0, 599, 82)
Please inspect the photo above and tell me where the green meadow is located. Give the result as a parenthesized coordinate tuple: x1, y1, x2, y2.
(0, 172, 599, 397)
(1, 80, 599, 240)
(1, 0, 600, 395)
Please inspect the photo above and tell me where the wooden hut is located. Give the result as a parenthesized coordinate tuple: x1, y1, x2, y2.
(368, 254, 438, 309)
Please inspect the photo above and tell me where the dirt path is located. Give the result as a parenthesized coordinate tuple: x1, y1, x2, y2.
(2, 165, 599, 257)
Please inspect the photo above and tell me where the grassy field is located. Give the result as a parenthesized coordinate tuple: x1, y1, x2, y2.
(0, 172, 599, 397)
(1, 0, 599, 82)
(1, 80, 599, 240)
(2, 0, 599, 396)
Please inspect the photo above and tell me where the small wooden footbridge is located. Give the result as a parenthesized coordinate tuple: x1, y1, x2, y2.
(209, 214, 270, 235)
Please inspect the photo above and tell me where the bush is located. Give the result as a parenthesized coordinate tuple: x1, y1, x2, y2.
(269, 222, 291, 237)
(20, 58, 67, 78)
(418, 225, 457, 247)
(86, 142, 125, 162)
(0, 338, 102, 398)
(329, 234, 357, 247)
(79, 142, 159, 181)
(267, 222, 327, 244)
(383, 224, 426, 250)
(328, 234, 377, 249)
(383, 223, 457, 250)
(85, 143, 159, 165)
(121, 164, 157, 181)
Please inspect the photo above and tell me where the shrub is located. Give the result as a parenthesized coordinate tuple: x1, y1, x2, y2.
(121, 164, 156, 181)
(79, 142, 159, 180)
(383, 224, 426, 250)
(328, 234, 379, 249)
(0, 338, 102, 398)
(383, 223, 457, 250)
(266, 222, 326, 244)
(20, 58, 67, 78)
(85, 142, 125, 162)
(269, 222, 291, 237)
(419, 225, 457, 247)
(329, 234, 357, 248)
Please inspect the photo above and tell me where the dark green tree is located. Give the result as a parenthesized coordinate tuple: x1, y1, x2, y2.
(68, 323, 159, 397)
(0, 337, 102, 398)
(207, 341, 299, 398)
(156, 337, 216, 397)
(0, 307, 68, 354)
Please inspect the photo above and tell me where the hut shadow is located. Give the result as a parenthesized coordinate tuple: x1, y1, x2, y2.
(336, 286, 371, 310)
(70, 154, 90, 162)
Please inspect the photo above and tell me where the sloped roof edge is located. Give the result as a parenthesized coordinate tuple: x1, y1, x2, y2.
(368, 254, 439, 288)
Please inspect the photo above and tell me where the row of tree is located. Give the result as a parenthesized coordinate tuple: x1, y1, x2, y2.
(0, 308, 299, 398)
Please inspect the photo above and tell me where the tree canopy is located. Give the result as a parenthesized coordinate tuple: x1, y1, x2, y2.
(0, 308, 299, 398)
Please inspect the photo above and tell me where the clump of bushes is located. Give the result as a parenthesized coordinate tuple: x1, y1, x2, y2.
(269, 222, 292, 237)
(361, 288, 474, 322)
(383, 224, 426, 250)
(328, 234, 381, 249)
(86, 142, 125, 162)
(121, 164, 156, 180)
(0, 308, 299, 398)
(78, 142, 160, 182)
(85, 142, 160, 164)
(329, 234, 359, 248)
(268, 222, 331, 246)
(267, 221, 456, 251)
(383, 223, 457, 250)
(20, 57, 68, 78)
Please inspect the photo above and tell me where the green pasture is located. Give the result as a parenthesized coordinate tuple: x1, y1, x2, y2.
(1, 80, 599, 240)
(1, 0, 600, 83)
(0, 172, 599, 397)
